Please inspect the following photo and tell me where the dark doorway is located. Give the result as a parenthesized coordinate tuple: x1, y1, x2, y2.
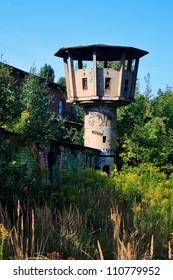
(103, 165, 110, 175)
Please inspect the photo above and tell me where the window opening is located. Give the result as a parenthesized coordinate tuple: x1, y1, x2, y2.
(131, 59, 136, 72)
(59, 100, 65, 120)
(82, 78, 88, 90)
(103, 136, 106, 143)
(124, 60, 128, 70)
(103, 165, 110, 175)
(75, 106, 80, 120)
(127, 59, 132, 71)
(105, 77, 111, 90)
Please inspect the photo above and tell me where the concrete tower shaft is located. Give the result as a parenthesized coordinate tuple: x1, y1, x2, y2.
(84, 106, 116, 154)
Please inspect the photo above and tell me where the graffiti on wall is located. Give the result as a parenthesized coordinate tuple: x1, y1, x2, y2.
(84, 105, 117, 151)
(8, 142, 98, 192)
(88, 112, 112, 128)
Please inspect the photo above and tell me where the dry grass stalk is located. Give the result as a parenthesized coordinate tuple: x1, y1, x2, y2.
(11, 200, 26, 259)
(127, 242, 132, 260)
(97, 240, 104, 260)
(0, 201, 56, 259)
(25, 238, 29, 259)
(168, 241, 172, 260)
(34, 204, 55, 256)
(117, 234, 139, 260)
(150, 235, 154, 259)
(111, 207, 128, 259)
(118, 238, 128, 259)
(9, 226, 24, 259)
(111, 206, 121, 239)
(20, 214, 24, 254)
(58, 207, 83, 238)
(31, 209, 35, 257)
(111, 206, 145, 260)
(17, 200, 20, 218)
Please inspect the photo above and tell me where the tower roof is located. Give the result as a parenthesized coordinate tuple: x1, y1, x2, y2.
(55, 44, 149, 61)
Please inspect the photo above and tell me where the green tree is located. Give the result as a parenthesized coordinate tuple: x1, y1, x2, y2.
(39, 64, 55, 82)
(0, 65, 64, 205)
(0, 60, 22, 128)
(144, 73, 152, 98)
(116, 79, 173, 172)
(116, 83, 149, 168)
(97, 60, 120, 69)
(57, 76, 66, 87)
(152, 86, 173, 130)
(0, 61, 23, 205)
(16, 67, 64, 144)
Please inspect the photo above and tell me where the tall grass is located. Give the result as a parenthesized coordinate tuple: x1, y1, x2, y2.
(1, 200, 171, 260)
(0, 201, 56, 259)
(0, 166, 173, 260)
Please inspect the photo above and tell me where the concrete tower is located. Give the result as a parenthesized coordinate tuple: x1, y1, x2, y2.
(55, 45, 148, 174)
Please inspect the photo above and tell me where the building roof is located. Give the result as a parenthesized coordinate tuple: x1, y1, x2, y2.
(51, 140, 99, 154)
(55, 44, 149, 61)
(1, 62, 66, 92)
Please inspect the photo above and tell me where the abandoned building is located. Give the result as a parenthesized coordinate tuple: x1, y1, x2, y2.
(0, 63, 98, 181)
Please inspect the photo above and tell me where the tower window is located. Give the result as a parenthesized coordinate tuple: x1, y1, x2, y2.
(82, 78, 88, 90)
(103, 136, 106, 143)
(105, 77, 111, 90)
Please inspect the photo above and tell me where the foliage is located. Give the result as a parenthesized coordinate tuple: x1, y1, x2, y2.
(71, 126, 84, 145)
(57, 76, 66, 87)
(97, 60, 121, 69)
(1, 58, 173, 259)
(48, 168, 115, 259)
(1, 165, 173, 259)
(0, 224, 8, 260)
(151, 85, 173, 130)
(17, 68, 64, 144)
(39, 64, 55, 82)
(0, 60, 22, 127)
(112, 163, 173, 257)
(117, 83, 173, 173)
(0, 64, 64, 208)
(1, 164, 173, 260)
(49, 168, 112, 210)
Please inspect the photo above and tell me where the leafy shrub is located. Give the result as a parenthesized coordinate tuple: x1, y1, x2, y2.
(112, 164, 173, 257)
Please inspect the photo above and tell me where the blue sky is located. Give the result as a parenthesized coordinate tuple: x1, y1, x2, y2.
(1, 0, 173, 96)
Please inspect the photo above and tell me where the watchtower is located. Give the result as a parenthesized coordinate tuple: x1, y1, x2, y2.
(55, 45, 148, 174)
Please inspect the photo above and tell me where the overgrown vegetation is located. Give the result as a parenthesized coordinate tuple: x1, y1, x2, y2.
(1, 167, 173, 260)
(1, 61, 173, 259)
